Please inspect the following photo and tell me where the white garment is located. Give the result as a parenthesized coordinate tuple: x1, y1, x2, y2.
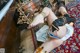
(36, 24, 74, 42)
(60, 24, 74, 41)
(36, 25, 49, 42)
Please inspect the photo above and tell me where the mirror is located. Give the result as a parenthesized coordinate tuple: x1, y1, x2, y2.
(0, 0, 13, 21)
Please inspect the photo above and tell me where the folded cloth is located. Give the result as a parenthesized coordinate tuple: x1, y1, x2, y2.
(36, 25, 49, 42)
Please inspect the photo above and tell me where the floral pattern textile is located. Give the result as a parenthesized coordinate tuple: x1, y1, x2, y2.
(52, 0, 80, 53)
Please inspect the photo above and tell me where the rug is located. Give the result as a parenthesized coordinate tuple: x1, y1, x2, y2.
(52, 0, 80, 53)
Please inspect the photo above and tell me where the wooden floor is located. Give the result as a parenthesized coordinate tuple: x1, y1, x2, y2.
(20, 29, 34, 53)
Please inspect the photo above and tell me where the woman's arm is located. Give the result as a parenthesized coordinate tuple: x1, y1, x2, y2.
(34, 38, 64, 53)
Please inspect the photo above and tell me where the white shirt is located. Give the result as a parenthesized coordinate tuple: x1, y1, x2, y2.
(60, 24, 74, 41)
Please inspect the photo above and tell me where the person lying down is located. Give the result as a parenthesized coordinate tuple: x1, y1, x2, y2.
(27, 0, 75, 53)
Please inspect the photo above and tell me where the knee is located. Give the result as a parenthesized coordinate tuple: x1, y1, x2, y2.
(42, 7, 52, 16)
(43, 7, 52, 12)
(43, 7, 51, 10)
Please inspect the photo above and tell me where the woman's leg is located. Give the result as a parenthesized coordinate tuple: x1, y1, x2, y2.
(34, 39, 63, 53)
(28, 7, 58, 29)
(42, 7, 58, 26)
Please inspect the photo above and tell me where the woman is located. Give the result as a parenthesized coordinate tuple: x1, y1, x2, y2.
(28, 1, 75, 53)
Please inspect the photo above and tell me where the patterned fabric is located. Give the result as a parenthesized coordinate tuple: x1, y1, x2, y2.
(51, 0, 80, 53)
